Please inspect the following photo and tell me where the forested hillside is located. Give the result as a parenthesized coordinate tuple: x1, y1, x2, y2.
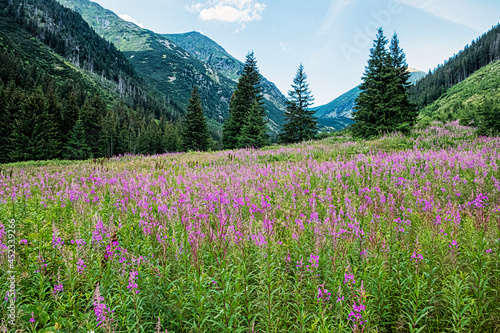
(410, 24, 500, 109)
(0, 0, 185, 163)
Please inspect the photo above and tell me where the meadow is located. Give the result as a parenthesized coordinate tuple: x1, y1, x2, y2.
(1, 121, 500, 332)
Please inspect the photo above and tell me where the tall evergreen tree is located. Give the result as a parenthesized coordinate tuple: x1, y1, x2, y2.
(388, 33, 418, 133)
(223, 51, 266, 149)
(279, 64, 317, 144)
(238, 100, 268, 148)
(64, 119, 90, 160)
(10, 88, 61, 161)
(183, 87, 211, 151)
(80, 94, 105, 157)
(352, 28, 415, 138)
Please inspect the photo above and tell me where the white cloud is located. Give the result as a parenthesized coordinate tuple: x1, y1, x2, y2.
(280, 42, 291, 53)
(187, 0, 266, 24)
(317, 0, 356, 35)
(118, 14, 145, 28)
(395, 0, 499, 32)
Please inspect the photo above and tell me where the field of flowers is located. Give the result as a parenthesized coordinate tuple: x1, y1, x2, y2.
(1, 121, 500, 332)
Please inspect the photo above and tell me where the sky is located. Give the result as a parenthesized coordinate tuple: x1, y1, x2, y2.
(91, 0, 500, 106)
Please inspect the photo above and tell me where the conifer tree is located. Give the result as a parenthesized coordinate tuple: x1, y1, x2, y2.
(388, 33, 418, 133)
(80, 94, 105, 157)
(183, 87, 210, 151)
(477, 98, 500, 136)
(10, 88, 61, 161)
(352, 29, 417, 138)
(352, 28, 393, 139)
(238, 100, 268, 148)
(279, 64, 317, 143)
(64, 119, 90, 160)
(223, 51, 266, 149)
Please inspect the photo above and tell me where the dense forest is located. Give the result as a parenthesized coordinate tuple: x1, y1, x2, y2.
(0, 0, 188, 163)
(410, 24, 500, 109)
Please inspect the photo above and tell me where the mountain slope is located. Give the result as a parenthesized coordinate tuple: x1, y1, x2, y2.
(163, 31, 287, 132)
(410, 24, 500, 110)
(420, 60, 500, 122)
(57, 0, 237, 130)
(314, 69, 426, 129)
(56, 0, 286, 133)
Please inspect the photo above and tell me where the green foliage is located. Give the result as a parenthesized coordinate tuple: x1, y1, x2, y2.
(238, 101, 269, 148)
(410, 24, 500, 110)
(64, 119, 91, 160)
(352, 29, 416, 139)
(9, 88, 61, 162)
(279, 64, 318, 144)
(477, 98, 500, 136)
(183, 87, 211, 152)
(223, 52, 268, 149)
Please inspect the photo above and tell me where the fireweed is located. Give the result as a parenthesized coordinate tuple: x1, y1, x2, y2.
(1, 122, 500, 331)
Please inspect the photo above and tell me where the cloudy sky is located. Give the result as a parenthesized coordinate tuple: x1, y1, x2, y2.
(91, 0, 500, 106)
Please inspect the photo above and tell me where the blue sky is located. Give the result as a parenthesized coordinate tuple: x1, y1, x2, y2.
(92, 0, 500, 106)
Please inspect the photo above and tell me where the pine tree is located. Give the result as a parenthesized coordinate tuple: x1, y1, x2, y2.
(238, 100, 269, 148)
(353, 29, 417, 138)
(183, 87, 210, 151)
(223, 51, 266, 149)
(388, 33, 418, 133)
(477, 98, 500, 136)
(80, 94, 105, 157)
(64, 119, 90, 160)
(279, 64, 317, 144)
(352, 28, 393, 139)
(10, 88, 61, 161)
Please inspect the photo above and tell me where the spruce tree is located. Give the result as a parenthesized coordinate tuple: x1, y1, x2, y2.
(238, 100, 268, 148)
(64, 119, 90, 160)
(223, 51, 266, 149)
(353, 29, 417, 138)
(80, 95, 105, 157)
(477, 98, 500, 136)
(10, 88, 61, 161)
(183, 87, 210, 151)
(279, 64, 317, 144)
(388, 33, 418, 133)
(352, 28, 393, 139)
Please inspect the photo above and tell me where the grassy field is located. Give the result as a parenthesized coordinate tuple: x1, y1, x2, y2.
(1, 121, 500, 332)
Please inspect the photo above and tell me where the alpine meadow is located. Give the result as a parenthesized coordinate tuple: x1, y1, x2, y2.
(1, 0, 500, 332)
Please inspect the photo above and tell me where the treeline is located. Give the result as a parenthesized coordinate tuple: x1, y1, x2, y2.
(410, 24, 500, 109)
(1, 0, 184, 120)
(0, 79, 184, 163)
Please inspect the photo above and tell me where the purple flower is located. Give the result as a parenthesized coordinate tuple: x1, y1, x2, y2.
(77, 259, 86, 274)
(53, 284, 64, 294)
(29, 311, 36, 323)
(127, 271, 139, 293)
(19, 239, 28, 245)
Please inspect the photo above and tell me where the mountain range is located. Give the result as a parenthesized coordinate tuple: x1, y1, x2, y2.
(56, 0, 285, 134)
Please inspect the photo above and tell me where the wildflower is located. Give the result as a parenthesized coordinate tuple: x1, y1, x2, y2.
(127, 271, 139, 293)
(486, 249, 492, 253)
(53, 284, 64, 294)
(29, 311, 35, 323)
(77, 259, 86, 274)
(19, 239, 28, 245)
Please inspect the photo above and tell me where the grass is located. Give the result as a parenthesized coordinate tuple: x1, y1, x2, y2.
(1, 121, 500, 332)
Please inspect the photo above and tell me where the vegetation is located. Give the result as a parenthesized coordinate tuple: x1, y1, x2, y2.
(279, 64, 318, 144)
(2, 122, 500, 332)
(182, 87, 211, 152)
(352, 29, 417, 138)
(410, 23, 500, 109)
(223, 52, 268, 149)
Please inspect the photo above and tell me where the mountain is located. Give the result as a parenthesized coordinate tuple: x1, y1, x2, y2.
(419, 59, 500, 123)
(0, 0, 185, 163)
(56, 0, 286, 134)
(163, 31, 287, 130)
(410, 24, 500, 110)
(314, 68, 426, 130)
